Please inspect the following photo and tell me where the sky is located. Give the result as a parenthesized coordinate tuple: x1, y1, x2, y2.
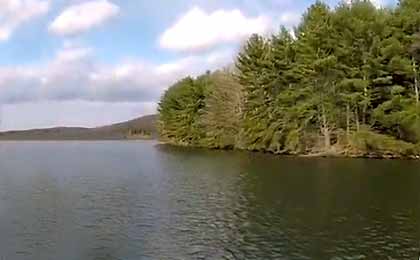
(0, 0, 397, 130)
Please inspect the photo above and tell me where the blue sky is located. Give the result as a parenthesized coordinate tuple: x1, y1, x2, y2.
(0, 0, 396, 130)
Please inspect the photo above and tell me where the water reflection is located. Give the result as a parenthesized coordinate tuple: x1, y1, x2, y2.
(0, 141, 417, 259)
(157, 146, 420, 259)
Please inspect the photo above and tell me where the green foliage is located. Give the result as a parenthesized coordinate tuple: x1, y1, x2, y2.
(201, 71, 244, 149)
(158, 0, 420, 158)
(158, 71, 243, 148)
(350, 129, 418, 157)
(158, 76, 206, 146)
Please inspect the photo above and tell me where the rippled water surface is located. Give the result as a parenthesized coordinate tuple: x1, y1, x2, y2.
(0, 141, 419, 259)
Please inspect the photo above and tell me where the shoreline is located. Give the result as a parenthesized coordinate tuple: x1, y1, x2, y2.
(157, 141, 420, 161)
(0, 138, 155, 142)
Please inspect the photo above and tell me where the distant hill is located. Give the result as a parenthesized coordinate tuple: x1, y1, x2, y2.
(0, 114, 157, 140)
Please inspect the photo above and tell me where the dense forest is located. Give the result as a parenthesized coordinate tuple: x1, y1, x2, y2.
(158, 0, 420, 158)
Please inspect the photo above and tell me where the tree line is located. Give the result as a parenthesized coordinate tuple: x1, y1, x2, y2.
(158, 0, 420, 158)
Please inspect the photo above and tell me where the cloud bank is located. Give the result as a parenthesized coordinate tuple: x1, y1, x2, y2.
(0, 46, 233, 105)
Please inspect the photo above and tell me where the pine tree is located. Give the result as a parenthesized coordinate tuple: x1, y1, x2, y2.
(201, 71, 244, 149)
(158, 76, 206, 145)
(236, 34, 273, 150)
(157, 0, 420, 157)
(295, 1, 340, 150)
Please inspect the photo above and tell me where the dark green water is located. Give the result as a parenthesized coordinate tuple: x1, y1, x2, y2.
(0, 141, 419, 259)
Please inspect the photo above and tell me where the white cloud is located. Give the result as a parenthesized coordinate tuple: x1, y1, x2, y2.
(371, 0, 384, 7)
(49, 0, 119, 36)
(156, 49, 234, 75)
(279, 12, 301, 28)
(159, 7, 271, 52)
(55, 46, 93, 62)
(0, 46, 233, 105)
(345, 0, 384, 8)
(0, 0, 50, 41)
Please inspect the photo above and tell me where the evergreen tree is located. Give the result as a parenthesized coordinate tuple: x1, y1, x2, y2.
(157, 0, 420, 158)
(158, 76, 206, 145)
(236, 34, 274, 150)
(201, 71, 244, 149)
(295, 1, 340, 150)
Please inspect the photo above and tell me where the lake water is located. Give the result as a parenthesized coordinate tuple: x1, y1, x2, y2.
(0, 141, 419, 259)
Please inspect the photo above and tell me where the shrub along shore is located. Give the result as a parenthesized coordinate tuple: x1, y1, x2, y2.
(158, 0, 420, 159)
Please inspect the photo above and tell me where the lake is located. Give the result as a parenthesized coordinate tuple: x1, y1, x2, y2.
(0, 141, 419, 259)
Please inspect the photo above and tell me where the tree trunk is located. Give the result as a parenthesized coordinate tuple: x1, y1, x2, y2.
(362, 59, 368, 124)
(324, 128, 331, 150)
(321, 105, 331, 150)
(346, 103, 351, 139)
(355, 107, 360, 132)
(362, 108, 367, 125)
(412, 57, 419, 105)
(362, 78, 367, 125)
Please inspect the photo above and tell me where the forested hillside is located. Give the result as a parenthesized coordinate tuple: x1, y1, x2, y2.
(158, 0, 420, 158)
(0, 115, 157, 140)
